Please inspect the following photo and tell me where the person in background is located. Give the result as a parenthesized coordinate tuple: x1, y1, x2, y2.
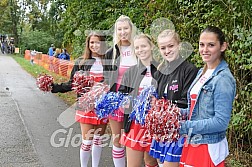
(48, 44, 55, 57)
(51, 32, 108, 167)
(30, 49, 36, 65)
(58, 48, 70, 60)
(48, 44, 55, 71)
(103, 15, 137, 167)
(54, 48, 61, 58)
(1, 41, 4, 54)
(179, 26, 236, 167)
(149, 29, 198, 167)
(119, 34, 159, 167)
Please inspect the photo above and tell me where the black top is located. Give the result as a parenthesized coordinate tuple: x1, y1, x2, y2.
(154, 57, 198, 108)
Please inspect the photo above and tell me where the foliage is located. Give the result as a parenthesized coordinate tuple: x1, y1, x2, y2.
(2, 0, 252, 165)
(0, 0, 20, 44)
(20, 30, 54, 53)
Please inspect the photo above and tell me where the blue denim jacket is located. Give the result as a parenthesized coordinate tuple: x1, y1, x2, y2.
(179, 60, 236, 144)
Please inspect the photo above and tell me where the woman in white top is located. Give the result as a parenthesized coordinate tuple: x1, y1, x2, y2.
(103, 15, 137, 167)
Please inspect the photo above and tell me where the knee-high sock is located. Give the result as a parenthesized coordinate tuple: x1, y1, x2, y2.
(92, 135, 103, 167)
(80, 140, 92, 167)
(112, 145, 125, 167)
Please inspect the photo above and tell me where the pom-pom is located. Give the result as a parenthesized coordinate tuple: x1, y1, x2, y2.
(36, 74, 53, 92)
(77, 83, 110, 112)
(144, 98, 181, 142)
(95, 91, 129, 119)
(129, 85, 157, 125)
(72, 70, 95, 94)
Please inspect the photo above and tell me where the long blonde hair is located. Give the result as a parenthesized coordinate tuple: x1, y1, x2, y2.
(157, 29, 181, 70)
(112, 15, 137, 65)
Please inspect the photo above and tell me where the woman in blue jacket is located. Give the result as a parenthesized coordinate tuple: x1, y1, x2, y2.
(179, 26, 236, 167)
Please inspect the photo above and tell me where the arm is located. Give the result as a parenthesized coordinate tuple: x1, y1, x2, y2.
(118, 69, 134, 94)
(103, 48, 113, 85)
(179, 74, 236, 135)
(51, 59, 80, 93)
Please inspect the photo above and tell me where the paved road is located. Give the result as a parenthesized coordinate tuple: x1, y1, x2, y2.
(0, 53, 113, 167)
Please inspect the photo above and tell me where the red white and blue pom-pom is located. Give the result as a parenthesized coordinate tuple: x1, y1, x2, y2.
(144, 98, 181, 142)
(129, 85, 157, 125)
(95, 91, 129, 119)
(36, 74, 53, 92)
(77, 83, 109, 112)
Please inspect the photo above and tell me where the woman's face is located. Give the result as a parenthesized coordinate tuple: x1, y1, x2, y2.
(89, 36, 101, 55)
(158, 36, 179, 62)
(116, 21, 132, 43)
(134, 38, 152, 62)
(199, 32, 226, 69)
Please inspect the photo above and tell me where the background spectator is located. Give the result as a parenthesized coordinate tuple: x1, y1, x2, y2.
(58, 48, 70, 60)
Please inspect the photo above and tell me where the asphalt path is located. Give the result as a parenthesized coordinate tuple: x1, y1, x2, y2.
(0, 53, 113, 167)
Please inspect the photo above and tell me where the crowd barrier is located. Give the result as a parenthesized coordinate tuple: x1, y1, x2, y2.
(24, 50, 74, 77)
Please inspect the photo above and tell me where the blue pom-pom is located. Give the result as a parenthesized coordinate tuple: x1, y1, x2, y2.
(129, 85, 157, 125)
(94, 91, 128, 119)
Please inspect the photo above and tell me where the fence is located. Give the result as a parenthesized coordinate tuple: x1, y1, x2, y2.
(24, 50, 74, 77)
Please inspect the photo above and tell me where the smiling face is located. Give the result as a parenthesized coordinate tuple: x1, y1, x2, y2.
(134, 37, 152, 63)
(158, 36, 180, 62)
(89, 36, 101, 56)
(199, 32, 227, 69)
(116, 21, 132, 45)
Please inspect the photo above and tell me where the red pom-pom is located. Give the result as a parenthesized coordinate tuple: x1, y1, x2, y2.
(72, 71, 95, 94)
(36, 74, 53, 92)
(77, 83, 109, 112)
(144, 98, 181, 142)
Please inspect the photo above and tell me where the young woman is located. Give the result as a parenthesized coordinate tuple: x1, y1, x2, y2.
(149, 29, 198, 167)
(103, 15, 137, 167)
(51, 32, 107, 167)
(179, 26, 236, 167)
(119, 34, 159, 167)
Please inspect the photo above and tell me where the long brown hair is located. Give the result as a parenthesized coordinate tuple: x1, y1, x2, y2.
(79, 32, 106, 66)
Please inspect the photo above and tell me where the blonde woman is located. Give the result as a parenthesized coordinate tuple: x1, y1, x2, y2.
(149, 30, 198, 167)
(103, 15, 137, 167)
(119, 34, 159, 167)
